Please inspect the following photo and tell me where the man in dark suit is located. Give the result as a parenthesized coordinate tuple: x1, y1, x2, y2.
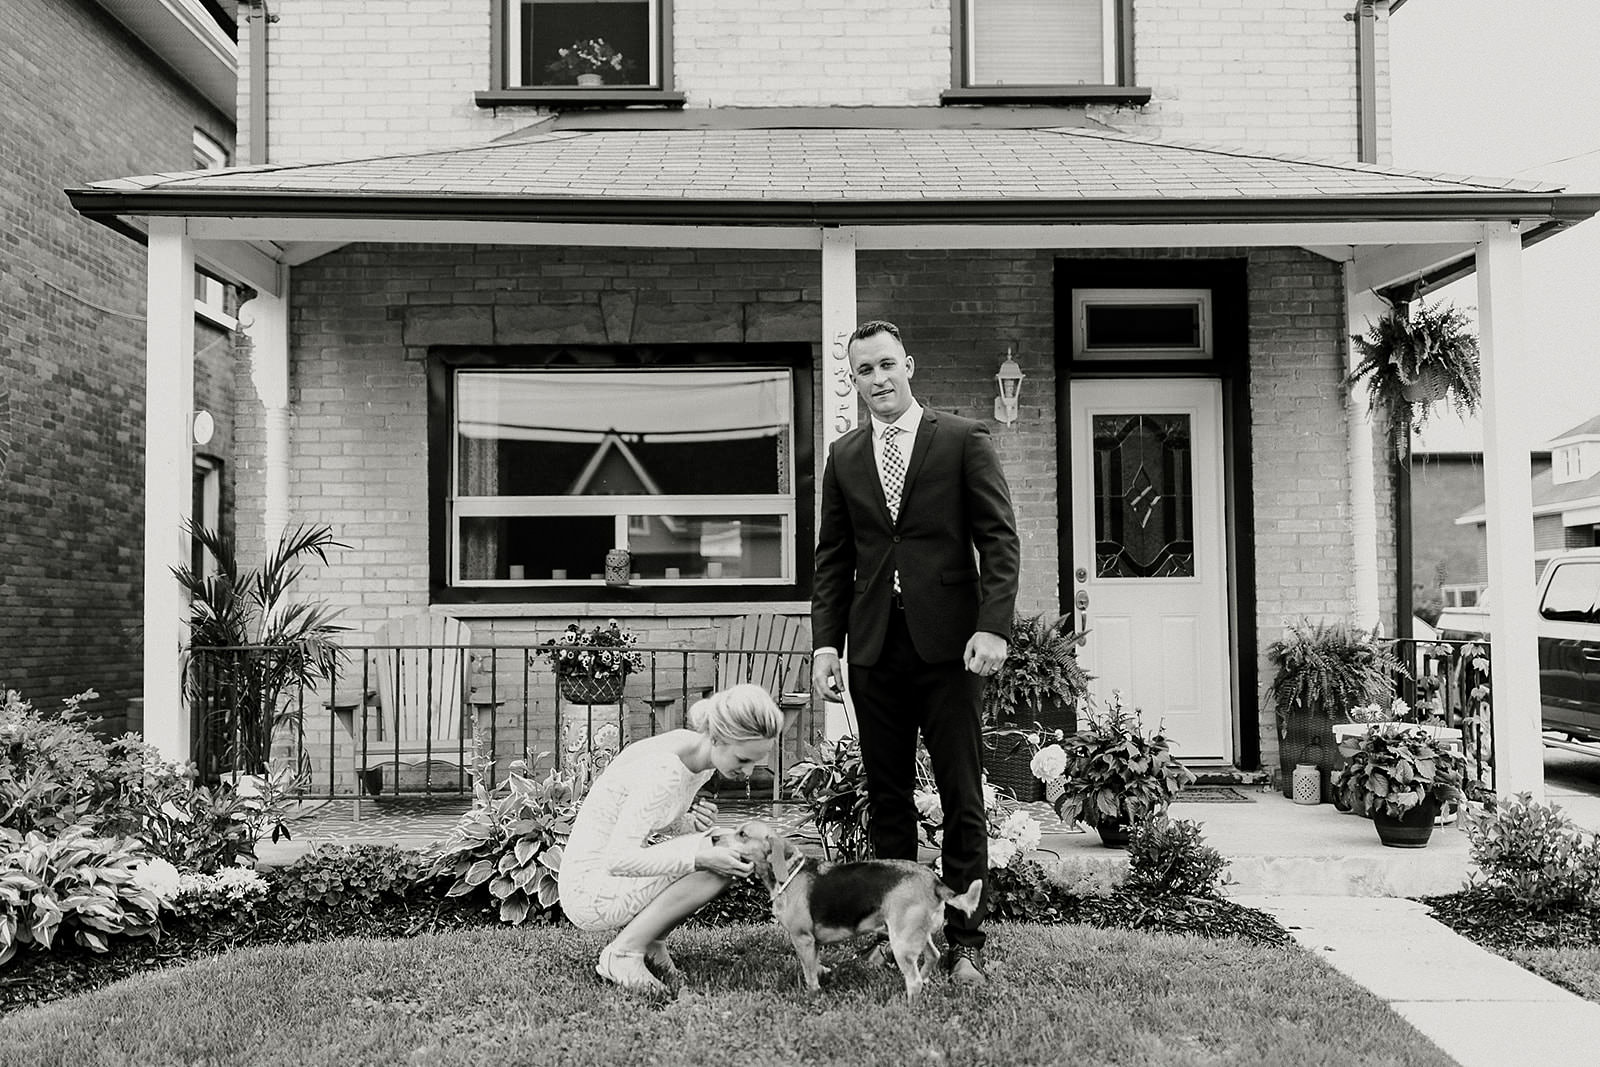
(811, 319, 1020, 985)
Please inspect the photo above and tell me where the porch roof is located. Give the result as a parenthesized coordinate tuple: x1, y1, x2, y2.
(67, 125, 1599, 228)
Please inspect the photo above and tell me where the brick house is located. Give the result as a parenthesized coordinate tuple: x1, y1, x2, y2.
(1, 0, 239, 734)
(66, 0, 1599, 795)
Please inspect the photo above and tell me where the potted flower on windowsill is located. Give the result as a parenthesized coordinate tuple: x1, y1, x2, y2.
(1346, 299, 1482, 458)
(1030, 690, 1195, 849)
(540, 619, 644, 705)
(545, 37, 630, 87)
(1336, 723, 1466, 848)
(980, 613, 1091, 802)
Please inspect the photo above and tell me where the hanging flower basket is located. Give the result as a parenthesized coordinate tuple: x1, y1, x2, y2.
(1345, 300, 1482, 458)
(558, 672, 626, 705)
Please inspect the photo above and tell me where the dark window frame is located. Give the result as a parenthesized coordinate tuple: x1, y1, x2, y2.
(942, 0, 1150, 106)
(477, 0, 685, 108)
(427, 342, 815, 606)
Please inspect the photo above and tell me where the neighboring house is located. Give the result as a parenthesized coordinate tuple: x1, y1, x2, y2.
(1456, 414, 1600, 588)
(64, 0, 1599, 792)
(0, 0, 239, 734)
(1410, 421, 1551, 622)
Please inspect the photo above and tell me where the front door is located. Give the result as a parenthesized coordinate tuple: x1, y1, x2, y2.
(1067, 379, 1232, 762)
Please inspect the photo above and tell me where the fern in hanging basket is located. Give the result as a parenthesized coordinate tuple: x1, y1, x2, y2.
(1345, 300, 1482, 457)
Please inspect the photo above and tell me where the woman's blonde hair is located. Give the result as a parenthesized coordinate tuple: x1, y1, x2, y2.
(687, 683, 784, 744)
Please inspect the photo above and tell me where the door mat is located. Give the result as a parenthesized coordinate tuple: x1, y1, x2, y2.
(1172, 786, 1254, 803)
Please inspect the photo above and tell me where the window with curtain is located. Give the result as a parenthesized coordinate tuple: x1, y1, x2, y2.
(451, 368, 796, 588)
(504, 0, 661, 88)
(965, 0, 1119, 86)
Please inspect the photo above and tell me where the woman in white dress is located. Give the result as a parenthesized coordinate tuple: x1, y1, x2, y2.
(559, 682, 784, 992)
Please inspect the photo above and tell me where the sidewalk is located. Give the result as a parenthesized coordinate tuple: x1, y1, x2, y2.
(1239, 896, 1600, 1067)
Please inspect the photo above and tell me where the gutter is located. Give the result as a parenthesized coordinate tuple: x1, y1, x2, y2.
(63, 189, 1600, 228)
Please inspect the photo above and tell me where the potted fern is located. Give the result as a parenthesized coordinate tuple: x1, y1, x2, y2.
(981, 613, 1091, 801)
(1346, 299, 1481, 457)
(1267, 620, 1406, 803)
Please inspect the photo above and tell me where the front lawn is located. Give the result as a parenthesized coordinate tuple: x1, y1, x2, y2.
(0, 923, 1456, 1067)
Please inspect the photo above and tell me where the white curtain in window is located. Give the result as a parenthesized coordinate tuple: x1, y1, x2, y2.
(971, 0, 1105, 86)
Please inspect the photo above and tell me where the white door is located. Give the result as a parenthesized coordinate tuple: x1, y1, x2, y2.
(1068, 379, 1232, 762)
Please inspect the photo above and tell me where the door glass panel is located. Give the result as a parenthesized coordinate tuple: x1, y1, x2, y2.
(1091, 413, 1194, 578)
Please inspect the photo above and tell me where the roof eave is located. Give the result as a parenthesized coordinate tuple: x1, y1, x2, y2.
(64, 188, 1600, 229)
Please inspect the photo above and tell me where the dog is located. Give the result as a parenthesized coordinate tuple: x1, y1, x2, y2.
(730, 819, 982, 999)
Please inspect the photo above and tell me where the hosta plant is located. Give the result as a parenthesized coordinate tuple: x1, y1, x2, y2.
(1336, 723, 1467, 820)
(424, 759, 577, 924)
(0, 826, 162, 966)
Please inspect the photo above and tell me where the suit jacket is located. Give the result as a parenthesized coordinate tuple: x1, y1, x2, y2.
(812, 407, 1020, 667)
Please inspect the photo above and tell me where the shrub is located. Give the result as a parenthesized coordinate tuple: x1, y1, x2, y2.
(270, 844, 432, 915)
(1126, 815, 1231, 898)
(423, 760, 576, 925)
(785, 736, 872, 862)
(986, 857, 1077, 923)
(1465, 792, 1600, 912)
(0, 826, 162, 966)
(136, 769, 297, 874)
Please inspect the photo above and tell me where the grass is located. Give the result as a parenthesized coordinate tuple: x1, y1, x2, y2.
(0, 923, 1457, 1067)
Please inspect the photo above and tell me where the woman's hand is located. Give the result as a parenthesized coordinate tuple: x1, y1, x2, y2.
(694, 841, 753, 878)
(684, 798, 717, 832)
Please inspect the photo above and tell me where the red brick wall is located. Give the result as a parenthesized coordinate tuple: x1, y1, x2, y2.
(0, 0, 236, 733)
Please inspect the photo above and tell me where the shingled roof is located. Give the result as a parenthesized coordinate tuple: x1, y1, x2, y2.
(69, 125, 1598, 228)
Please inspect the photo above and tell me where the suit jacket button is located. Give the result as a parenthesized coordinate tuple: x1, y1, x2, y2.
(892, 535, 902, 543)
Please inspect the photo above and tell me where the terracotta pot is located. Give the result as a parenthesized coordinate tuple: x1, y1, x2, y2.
(1372, 798, 1440, 848)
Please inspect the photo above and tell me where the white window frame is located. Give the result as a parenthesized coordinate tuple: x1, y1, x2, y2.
(449, 368, 797, 588)
(192, 456, 222, 581)
(1072, 288, 1213, 361)
(504, 0, 662, 89)
(192, 129, 235, 329)
(965, 0, 1118, 87)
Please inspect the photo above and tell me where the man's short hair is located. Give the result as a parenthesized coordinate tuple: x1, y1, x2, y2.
(848, 320, 902, 347)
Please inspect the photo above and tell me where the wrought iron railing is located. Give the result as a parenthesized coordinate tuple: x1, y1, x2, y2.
(186, 641, 818, 802)
(1389, 635, 1494, 793)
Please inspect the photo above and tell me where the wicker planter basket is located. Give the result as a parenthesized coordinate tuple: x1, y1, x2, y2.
(558, 672, 626, 705)
(983, 731, 1044, 803)
(1279, 705, 1338, 802)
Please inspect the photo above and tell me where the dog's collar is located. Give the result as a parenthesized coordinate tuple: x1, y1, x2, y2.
(771, 863, 804, 899)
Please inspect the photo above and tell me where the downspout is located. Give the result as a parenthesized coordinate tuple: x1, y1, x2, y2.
(1353, 1, 1378, 164)
(241, 1, 276, 165)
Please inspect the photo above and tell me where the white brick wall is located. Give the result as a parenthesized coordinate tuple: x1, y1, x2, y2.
(243, 0, 1392, 164)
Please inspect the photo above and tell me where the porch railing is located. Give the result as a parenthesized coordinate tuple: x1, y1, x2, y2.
(1388, 635, 1494, 794)
(187, 641, 819, 802)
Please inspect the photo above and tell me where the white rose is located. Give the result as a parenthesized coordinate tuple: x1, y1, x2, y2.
(1030, 744, 1067, 782)
(987, 836, 1017, 869)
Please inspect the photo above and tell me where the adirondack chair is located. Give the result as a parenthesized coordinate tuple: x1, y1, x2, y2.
(334, 613, 497, 795)
(642, 612, 812, 799)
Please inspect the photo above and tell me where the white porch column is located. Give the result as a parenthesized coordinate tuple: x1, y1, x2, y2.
(143, 219, 196, 761)
(1344, 279, 1384, 631)
(1476, 222, 1543, 802)
(242, 277, 291, 544)
(820, 227, 858, 741)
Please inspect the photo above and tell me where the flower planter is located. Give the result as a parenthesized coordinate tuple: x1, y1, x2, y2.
(1372, 798, 1441, 848)
(558, 673, 626, 705)
(1094, 820, 1132, 849)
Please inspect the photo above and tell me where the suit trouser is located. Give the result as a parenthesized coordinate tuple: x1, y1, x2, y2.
(849, 603, 988, 950)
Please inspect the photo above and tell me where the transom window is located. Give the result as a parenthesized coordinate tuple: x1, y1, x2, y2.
(503, 0, 661, 88)
(964, 0, 1122, 87)
(1072, 289, 1213, 361)
(448, 363, 798, 590)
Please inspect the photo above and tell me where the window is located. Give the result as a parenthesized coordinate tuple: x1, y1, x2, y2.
(948, 0, 1143, 100)
(1072, 289, 1212, 361)
(1540, 561, 1600, 624)
(192, 130, 234, 328)
(434, 345, 812, 600)
(192, 456, 222, 581)
(503, 0, 660, 88)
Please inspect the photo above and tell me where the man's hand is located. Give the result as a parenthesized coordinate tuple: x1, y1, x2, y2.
(812, 651, 846, 703)
(964, 631, 1008, 677)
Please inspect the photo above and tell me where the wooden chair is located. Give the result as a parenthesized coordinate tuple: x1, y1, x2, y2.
(331, 612, 498, 796)
(643, 612, 812, 799)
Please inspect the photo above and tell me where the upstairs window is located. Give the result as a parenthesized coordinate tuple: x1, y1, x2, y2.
(192, 129, 234, 328)
(967, 0, 1118, 86)
(503, 0, 662, 89)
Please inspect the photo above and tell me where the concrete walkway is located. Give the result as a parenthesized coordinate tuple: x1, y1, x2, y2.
(1239, 896, 1600, 1067)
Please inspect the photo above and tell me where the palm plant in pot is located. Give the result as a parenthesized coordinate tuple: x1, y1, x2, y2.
(1030, 690, 1195, 848)
(980, 613, 1090, 802)
(1336, 724, 1466, 848)
(1267, 619, 1405, 803)
(1346, 299, 1481, 458)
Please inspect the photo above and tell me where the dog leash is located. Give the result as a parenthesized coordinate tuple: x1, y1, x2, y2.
(770, 863, 804, 899)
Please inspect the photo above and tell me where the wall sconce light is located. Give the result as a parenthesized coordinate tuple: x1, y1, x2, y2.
(192, 410, 215, 446)
(993, 348, 1025, 426)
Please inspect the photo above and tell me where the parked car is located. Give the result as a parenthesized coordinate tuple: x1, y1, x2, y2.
(1435, 549, 1600, 742)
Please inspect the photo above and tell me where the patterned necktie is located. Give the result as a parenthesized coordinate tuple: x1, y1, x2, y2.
(882, 426, 905, 595)
(882, 426, 906, 521)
